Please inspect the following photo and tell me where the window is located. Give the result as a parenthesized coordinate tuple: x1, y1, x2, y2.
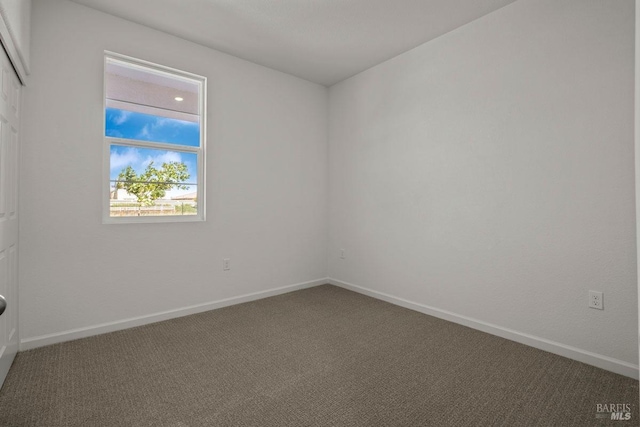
(103, 52, 206, 223)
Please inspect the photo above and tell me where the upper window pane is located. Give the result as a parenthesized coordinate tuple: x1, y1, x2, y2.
(105, 57, 201, 147)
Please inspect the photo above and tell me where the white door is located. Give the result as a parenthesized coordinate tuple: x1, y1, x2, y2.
(0, 44, 20, 388)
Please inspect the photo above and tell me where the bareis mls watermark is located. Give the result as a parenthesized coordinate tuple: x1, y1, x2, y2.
(596, 403, 632, 421)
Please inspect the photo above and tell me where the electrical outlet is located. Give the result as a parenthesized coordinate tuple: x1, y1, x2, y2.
(589, 291, 603, 310)
(223, 258, 231, 271)
(340, 249, 345, 259)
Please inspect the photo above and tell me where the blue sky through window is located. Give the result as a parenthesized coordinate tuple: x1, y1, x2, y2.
(105, 108, 200, 147)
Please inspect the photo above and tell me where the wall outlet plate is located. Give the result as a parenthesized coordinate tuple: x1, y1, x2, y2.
(589, 291, 603, 310)
(223, 258, 231, 271)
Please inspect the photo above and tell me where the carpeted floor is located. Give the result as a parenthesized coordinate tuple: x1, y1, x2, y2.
(0, 285, 637, 426)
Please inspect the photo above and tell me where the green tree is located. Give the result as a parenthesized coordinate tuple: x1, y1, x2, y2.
(116, 161, 190, 213)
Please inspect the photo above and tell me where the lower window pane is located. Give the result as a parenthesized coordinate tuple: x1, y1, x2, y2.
(109, 144, 198, 217)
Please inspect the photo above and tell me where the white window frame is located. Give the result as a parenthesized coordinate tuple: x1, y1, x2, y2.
(102, 51, 206, 224)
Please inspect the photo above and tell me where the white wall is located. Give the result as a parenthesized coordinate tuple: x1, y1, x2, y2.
(329, 0, 638, 369)
(20, 0, 328, 344)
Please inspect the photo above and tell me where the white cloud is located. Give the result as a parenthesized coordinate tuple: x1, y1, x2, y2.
(136, 116, 198, 141)
(110, 147, 140, 171)
(137, 118, 169, 140)
(138, 124, 151, 140)
(153, 118, 170, 128)
(113, 110, 132, 125)
(142, 151, 182, 168)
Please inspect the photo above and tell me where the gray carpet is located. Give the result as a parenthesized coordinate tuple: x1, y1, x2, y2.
(0, 285, 637, 426)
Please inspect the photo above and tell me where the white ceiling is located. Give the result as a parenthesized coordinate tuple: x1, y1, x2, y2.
(70, 0, 518, 86)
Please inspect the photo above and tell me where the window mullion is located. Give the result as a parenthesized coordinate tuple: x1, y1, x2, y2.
(106, 137, 200, 154)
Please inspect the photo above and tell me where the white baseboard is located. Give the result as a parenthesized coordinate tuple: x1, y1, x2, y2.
(327, 278, 639, 380)
(20, 278, 329, 351)
(20, 277, 639, 380)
